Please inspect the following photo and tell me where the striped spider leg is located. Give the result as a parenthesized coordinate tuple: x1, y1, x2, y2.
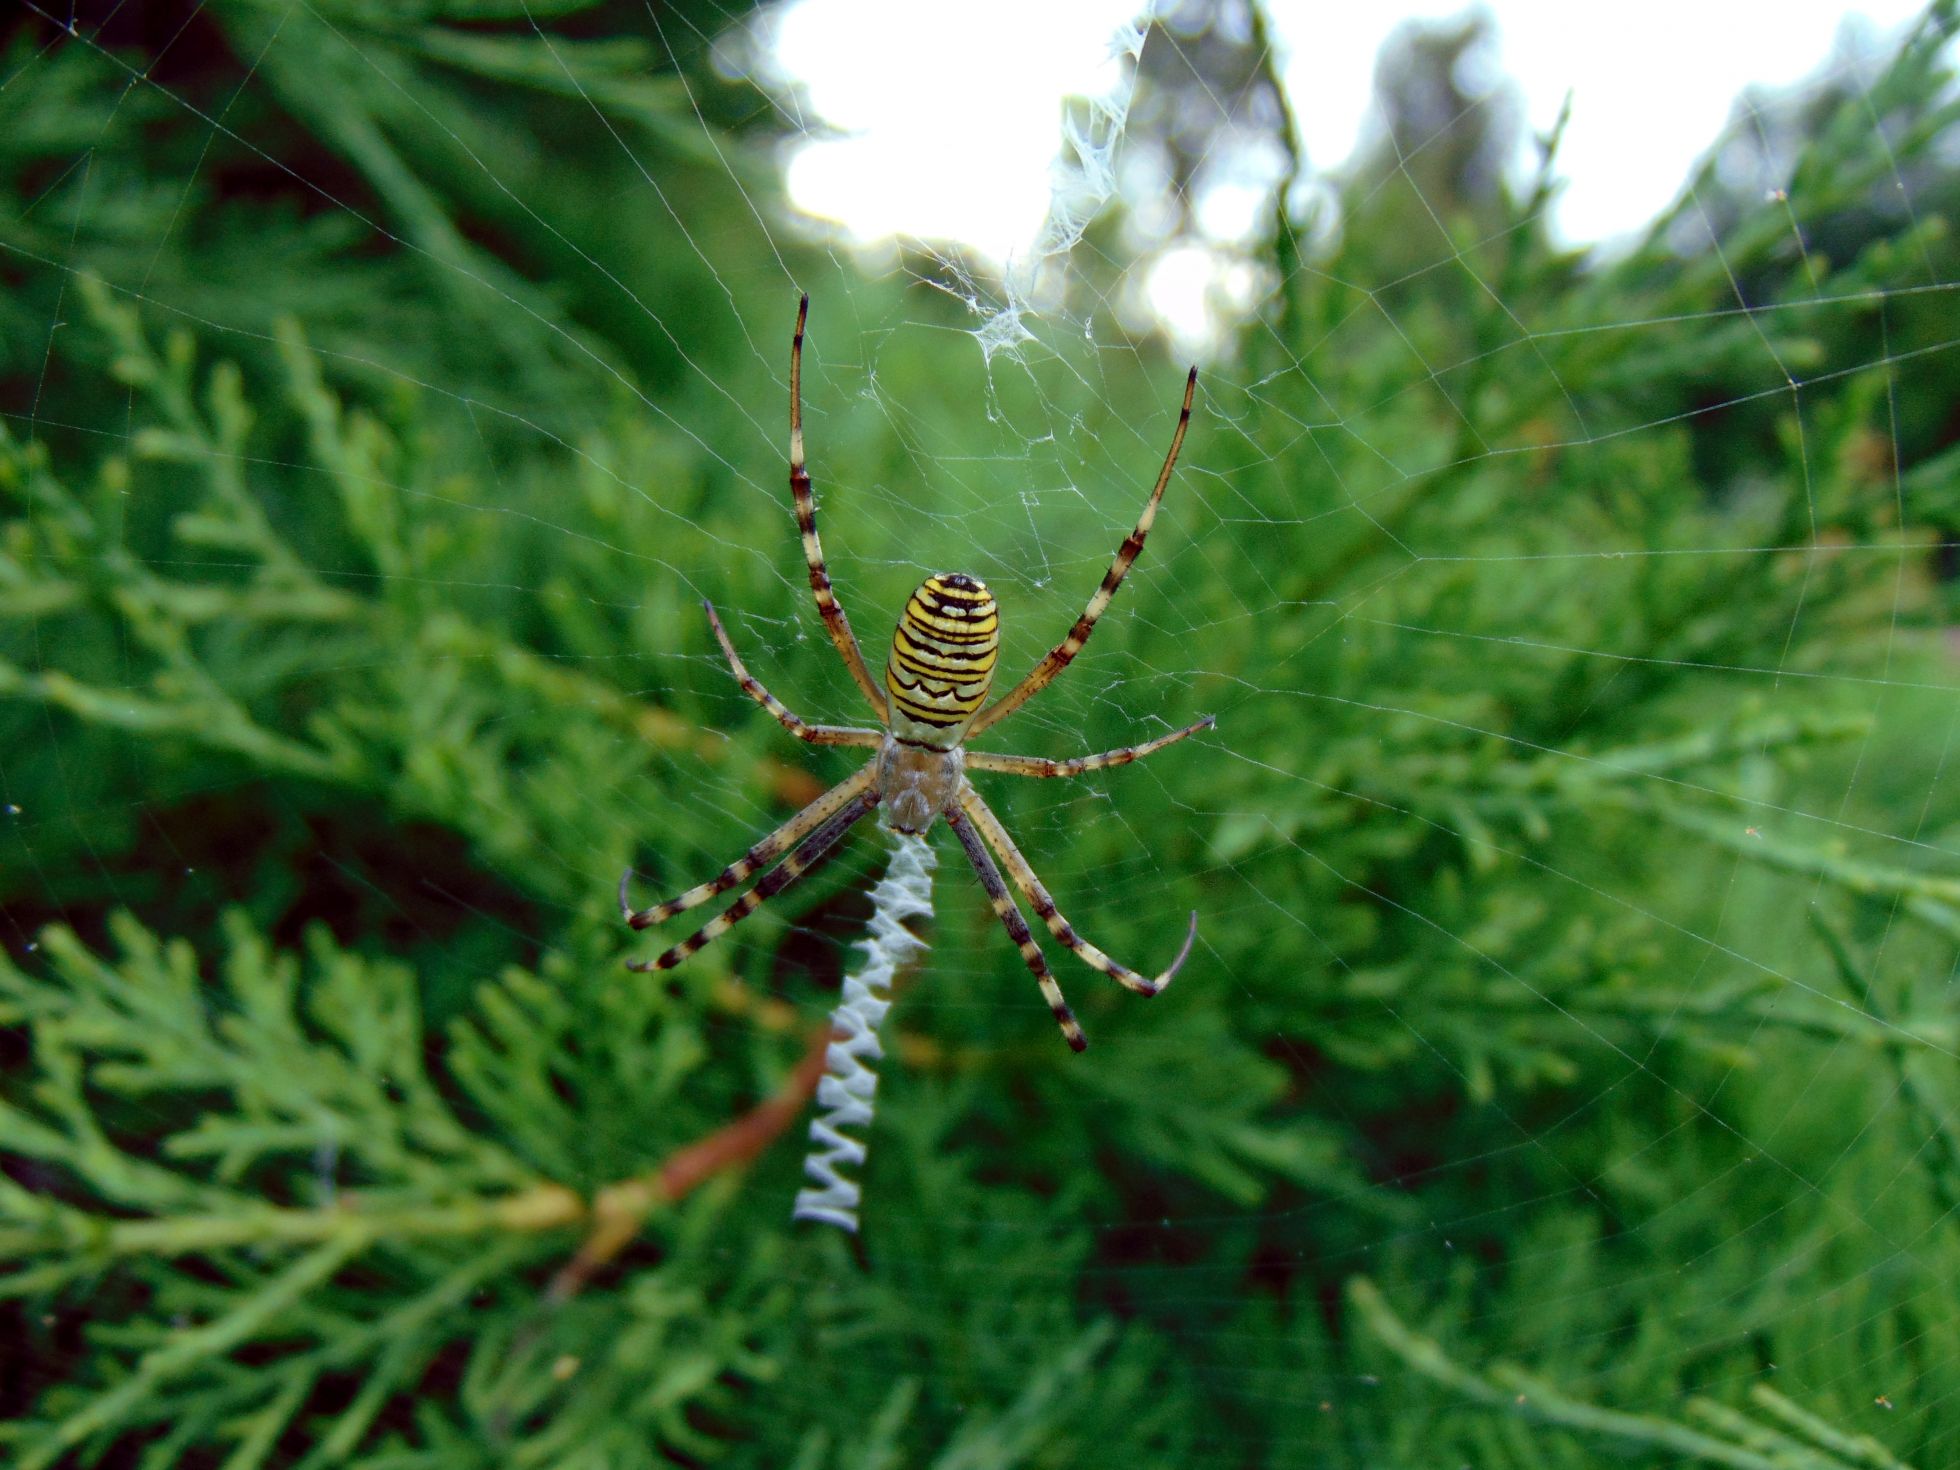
(620, 602, 881, 966)
(624, 780, 883, 974)
(789, 293, 889, 722)
(944, 803, 1088, 1050)
(962, 717, 1216, 781)
(701, 600, 883, 749)
(964, 363, 1197, 738)
(618, 292, 890, 969)
(623, 296, 1209, 1051)
(959, 734, 1210, 995)
(945, 757, 1204, 1051)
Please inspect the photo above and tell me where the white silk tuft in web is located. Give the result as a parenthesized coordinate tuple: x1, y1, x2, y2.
(1035, 14, 1149, 264)
(973, 9, 1150, 361)
(792, 833, 938, 1233)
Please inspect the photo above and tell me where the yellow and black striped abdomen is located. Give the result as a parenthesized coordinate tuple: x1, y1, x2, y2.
(885, 573, 999, 747)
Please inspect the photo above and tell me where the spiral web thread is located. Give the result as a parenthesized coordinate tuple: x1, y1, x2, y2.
(792, 833, 937, 1232)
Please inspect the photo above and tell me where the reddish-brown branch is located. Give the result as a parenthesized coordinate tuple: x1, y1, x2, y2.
(546, 1027, 830, 1303)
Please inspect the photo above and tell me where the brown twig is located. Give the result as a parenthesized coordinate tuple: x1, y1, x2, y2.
(544, 1025, 831, 1305)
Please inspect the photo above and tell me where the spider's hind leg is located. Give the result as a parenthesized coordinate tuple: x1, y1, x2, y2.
(966, 365, 1196, 738)
(703, 600, 881, 748)
(788, 295, 889, 721)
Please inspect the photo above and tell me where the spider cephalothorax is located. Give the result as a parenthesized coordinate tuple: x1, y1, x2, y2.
(620, 297, 1207, 1051)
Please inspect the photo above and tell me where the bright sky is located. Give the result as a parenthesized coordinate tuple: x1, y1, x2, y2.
(772, 0, 1931, 255)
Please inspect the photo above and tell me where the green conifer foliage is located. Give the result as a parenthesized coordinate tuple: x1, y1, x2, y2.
(4, 2, 1960, 1465)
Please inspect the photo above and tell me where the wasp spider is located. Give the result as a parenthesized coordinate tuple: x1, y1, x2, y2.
(621, 297, 1209, 1051)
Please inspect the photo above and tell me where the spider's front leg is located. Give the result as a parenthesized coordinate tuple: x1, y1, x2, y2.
(957, 788, 1196, 998)
(945, 803, 1088, 1052)
(621, 765, 875, 931)
(626, 784, 881, 972)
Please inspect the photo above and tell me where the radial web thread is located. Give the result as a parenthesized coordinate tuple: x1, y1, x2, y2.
(792, 832, 937, 1233)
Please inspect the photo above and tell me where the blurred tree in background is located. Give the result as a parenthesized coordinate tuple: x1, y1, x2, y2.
(4, 1, 1960, 1467)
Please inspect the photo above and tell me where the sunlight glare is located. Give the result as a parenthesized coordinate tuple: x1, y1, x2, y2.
(774, 0, 1931, 255)
(773, 0, 1143, 262)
